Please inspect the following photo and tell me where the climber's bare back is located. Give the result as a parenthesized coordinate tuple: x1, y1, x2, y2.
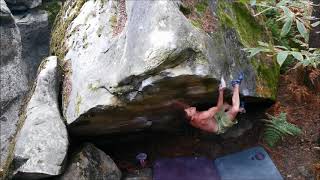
(188, 107, 219, 133)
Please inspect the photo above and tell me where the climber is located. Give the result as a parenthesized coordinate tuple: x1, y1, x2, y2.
(172, 73, 245, 134)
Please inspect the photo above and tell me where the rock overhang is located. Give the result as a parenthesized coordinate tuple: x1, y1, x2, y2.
(50, 0, 280, 137)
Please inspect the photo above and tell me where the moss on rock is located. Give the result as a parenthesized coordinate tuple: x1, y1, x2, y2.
(195, 0, 209, 15)
(215, 0, 279, 99)
(251, 57, 279, 100)
(50, 0, 87, 61)
(217, 1, 266, 47)
(180, 0, 214, 33)
(62, 61, 72, 116)
(75, 93, 82, 116)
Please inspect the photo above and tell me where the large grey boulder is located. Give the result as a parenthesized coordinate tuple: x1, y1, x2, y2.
(15, 9, 50, 83)
(58, 143, 121, 180)
(51, 0, 279, 137)
(0, 0, 14, 23)
(13, 56, 69, 179)
(0, 0, 28, 176)
(5, 0, 41, 11)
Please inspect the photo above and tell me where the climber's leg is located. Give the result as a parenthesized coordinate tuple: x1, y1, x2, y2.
(226, 84, 240, 121)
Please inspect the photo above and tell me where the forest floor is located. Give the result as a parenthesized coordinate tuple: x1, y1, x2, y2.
(266, 70, 320, 180)
(102, 71, 320, 180)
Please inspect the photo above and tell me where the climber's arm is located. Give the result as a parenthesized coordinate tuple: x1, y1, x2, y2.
(197, 107, 218, 120)
(216, 89, 224, 111)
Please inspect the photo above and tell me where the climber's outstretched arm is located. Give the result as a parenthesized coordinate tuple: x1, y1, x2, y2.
(216, 89, 224, 111)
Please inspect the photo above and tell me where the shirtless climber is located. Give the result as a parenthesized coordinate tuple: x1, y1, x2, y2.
(173, 73, 245, 134)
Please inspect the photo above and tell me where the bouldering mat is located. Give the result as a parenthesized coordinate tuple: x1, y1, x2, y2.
(214, 146, 283, 180)
(153, 157, 220, 180)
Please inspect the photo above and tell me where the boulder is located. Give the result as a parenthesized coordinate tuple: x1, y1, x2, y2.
(13, 56, 69, 179)
(0, 0, 14, 23)
(58, 143, 121, 180)
(5, 0, 41, 11)
(51, 0, 279, 137)
(15, 9, 50, 83)
(0, 0, 28, 176)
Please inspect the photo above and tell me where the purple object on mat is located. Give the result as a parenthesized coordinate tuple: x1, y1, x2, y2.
(153, 157, 221, 180)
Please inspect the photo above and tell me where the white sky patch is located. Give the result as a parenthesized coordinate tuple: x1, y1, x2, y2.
(150, 29, 174, 48)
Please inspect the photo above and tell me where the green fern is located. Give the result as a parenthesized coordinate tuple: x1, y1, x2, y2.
(262, 112, 302, 147)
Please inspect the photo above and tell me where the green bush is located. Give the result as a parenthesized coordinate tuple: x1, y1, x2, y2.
(244, 0, 320, 69)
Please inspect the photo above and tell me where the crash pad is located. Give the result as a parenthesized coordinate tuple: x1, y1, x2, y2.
(153, 157, 220, 180)
(214, 146, 283, 180)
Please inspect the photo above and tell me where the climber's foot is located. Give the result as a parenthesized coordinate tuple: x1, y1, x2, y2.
(231, 72, 244, 87)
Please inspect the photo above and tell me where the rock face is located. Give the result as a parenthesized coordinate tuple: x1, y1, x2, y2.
(51, 0, 279, 137)
(58, 143, 121, 180)
(13, 56, 68, 179)
(15, 9, 50, 83)
(5, 0, 41, 11)
(0, 0, 28, 175)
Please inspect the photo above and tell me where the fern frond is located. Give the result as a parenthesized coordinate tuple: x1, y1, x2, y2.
(262, 112, 302, 147)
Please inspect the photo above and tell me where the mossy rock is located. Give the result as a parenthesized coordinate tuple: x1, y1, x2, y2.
(195, 0, 209, 14)
(215, 0, 279, 99)
(50, 0, 88, 61)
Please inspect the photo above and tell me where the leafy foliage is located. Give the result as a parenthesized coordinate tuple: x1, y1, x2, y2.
(262, 112, 302, 147)
(40, 0, 62, 27)
(244, 0, 320, 68)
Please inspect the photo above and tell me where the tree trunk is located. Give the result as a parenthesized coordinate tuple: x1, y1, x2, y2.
(309, 0, 320, 48)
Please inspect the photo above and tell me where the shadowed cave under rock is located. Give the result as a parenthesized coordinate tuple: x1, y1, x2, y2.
(67, 74, 271, 137)
(67, 100, 273, 175)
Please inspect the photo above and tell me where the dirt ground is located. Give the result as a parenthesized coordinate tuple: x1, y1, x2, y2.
(266, 71, 320, 180)
(98, 70, 320, 180)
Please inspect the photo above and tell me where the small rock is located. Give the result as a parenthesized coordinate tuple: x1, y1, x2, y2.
(58, 143, 121, 180)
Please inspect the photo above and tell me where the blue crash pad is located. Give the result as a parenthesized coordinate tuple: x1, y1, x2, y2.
(153, 157, 220, 180)
(214, 146, 283, 180)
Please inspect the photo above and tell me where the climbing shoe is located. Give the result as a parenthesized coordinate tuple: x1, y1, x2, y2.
(231, 72, 244, 87)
